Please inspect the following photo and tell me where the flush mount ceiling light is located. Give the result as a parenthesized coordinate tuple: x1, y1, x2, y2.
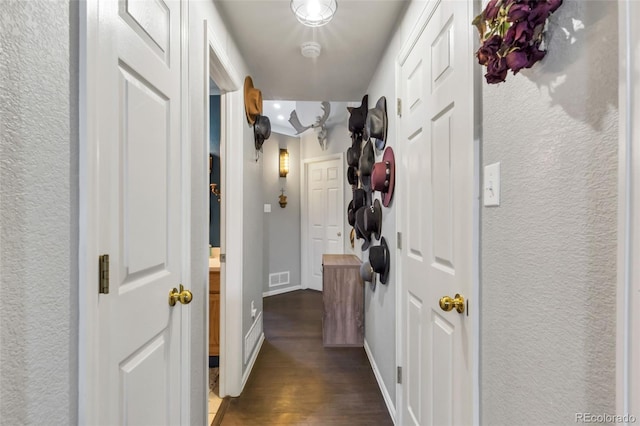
(301, 41, 321, 58)
(290, 0, 337, 27)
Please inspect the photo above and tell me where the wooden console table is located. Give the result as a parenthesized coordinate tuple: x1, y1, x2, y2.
(322, 254, 364, 347)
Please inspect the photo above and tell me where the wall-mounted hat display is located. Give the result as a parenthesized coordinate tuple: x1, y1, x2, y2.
(244, 76, 263, 125)
(371, 147, 395, 207)
(369, 236, 390, 284)
(363, 199, 382, 241)
(253, 115, 271, 150)
(347, 94, 369, 134)
(365, 96, 388, 150)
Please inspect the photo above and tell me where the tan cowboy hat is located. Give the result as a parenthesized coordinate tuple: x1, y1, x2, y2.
(244, 76, 263, 125)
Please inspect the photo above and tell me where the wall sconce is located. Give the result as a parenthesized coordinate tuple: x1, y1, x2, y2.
(279, 149, 290, 177)
(279, 188, 288, 208)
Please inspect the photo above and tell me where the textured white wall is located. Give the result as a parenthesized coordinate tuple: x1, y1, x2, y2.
(0, 1, 79, 424)
(480, 1, 618, 424)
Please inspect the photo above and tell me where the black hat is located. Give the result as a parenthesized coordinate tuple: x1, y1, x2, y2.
(347, 145, 360, 167)
(365, 96, 388, 150)
(355, 207, 371, 251)
(363, 199, 382, 240)
(254, 115, 271, 150)
(359, 140, 375, 177)
(369, 237, 390, 284)
(347, 166, 358, 185)
(353, 188, 366, 211)
(347, 200, 356, 226)
(359, 140, 375, 191)
(347, 95, 369, 134)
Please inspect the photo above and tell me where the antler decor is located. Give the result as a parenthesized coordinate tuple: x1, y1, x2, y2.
(288, 101, 331, 150)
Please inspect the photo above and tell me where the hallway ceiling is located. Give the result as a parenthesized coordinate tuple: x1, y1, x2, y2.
(214, 0, 408, 102)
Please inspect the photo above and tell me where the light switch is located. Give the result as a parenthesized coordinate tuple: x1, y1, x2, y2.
(484, 162, 500, 207)
(264, 204, 271, 213)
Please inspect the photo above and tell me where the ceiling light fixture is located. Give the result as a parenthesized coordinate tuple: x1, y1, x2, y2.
(290, 0, 337, 27)
(301, 41, 321, 58)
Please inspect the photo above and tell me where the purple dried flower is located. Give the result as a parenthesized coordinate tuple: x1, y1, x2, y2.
(524, 45, 547, 68)
(504, 21, 534, 45)
(528, 2, 552, 26)
(485, 57, 508, 84)
(547, 0, 563, 13)
(505, 50, 529, 74)
(484, 0, 501, 21)
(507, 3, 531, 22)
(477, 35, 502, 66)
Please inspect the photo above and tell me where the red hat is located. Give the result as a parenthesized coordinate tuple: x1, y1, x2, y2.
(371, 147, 395, 207)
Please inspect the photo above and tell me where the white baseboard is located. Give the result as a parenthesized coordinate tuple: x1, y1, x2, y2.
(263, 284, 302, 297)
(364, 339, 397, 425)
(241, 333, 264, 393)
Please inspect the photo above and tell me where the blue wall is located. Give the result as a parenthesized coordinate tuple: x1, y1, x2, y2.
(210, 95, 221, 247)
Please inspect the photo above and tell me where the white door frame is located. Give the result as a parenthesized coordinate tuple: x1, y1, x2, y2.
(204, 20, 244, 399)
(300, 152, 345, 290)
(393, 1, 482, 424)
(77, 1, 193, 423)
(617, 1, 639, 421)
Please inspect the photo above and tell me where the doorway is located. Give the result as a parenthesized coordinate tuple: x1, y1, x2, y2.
(301, 154, 345, 291)
(207, 84, 223, 423)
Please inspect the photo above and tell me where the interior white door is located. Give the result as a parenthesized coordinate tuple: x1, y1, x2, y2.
(306, 158, 344, 291)
(399, 1, 475, 425)
(95, 0, 184, 424)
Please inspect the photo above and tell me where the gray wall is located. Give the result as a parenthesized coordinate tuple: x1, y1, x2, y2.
(480, 1, 618, 424)
(262, 133, 302, 294)
(242, 117, 265, 363)
(0, 1, 79, 424)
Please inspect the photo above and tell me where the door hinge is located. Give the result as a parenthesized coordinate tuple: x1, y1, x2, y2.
(99, 254, 110, 294)
(397, 232, 402, 250)
(397, 98, 402, 117)
(220, 253, 226, 263)
(397, 366, 402, 384)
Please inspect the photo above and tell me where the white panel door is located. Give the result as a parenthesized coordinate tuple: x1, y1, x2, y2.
(306, 158, 344, 291)
(399, 1, 475, 425)
(96, 0, 184, 424)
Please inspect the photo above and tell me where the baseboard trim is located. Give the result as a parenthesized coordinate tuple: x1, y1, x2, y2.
(263, 285, 302, 297)
(364, 339, 397, 425)
(240, 333, 264, 393)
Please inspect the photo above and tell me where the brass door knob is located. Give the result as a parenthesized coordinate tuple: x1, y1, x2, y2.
(439, 293, 465, 314)
(169, 284, 193, 306)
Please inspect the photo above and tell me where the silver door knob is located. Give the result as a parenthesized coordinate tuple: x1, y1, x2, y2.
(337, 232, 342, 237)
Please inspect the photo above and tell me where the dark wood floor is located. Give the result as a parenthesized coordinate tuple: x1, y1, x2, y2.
(221, 290, 393, 426)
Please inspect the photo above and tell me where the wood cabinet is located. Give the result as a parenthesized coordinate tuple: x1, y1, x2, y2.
(322, 254, 364, 347)
(209, 269, 220, 356)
